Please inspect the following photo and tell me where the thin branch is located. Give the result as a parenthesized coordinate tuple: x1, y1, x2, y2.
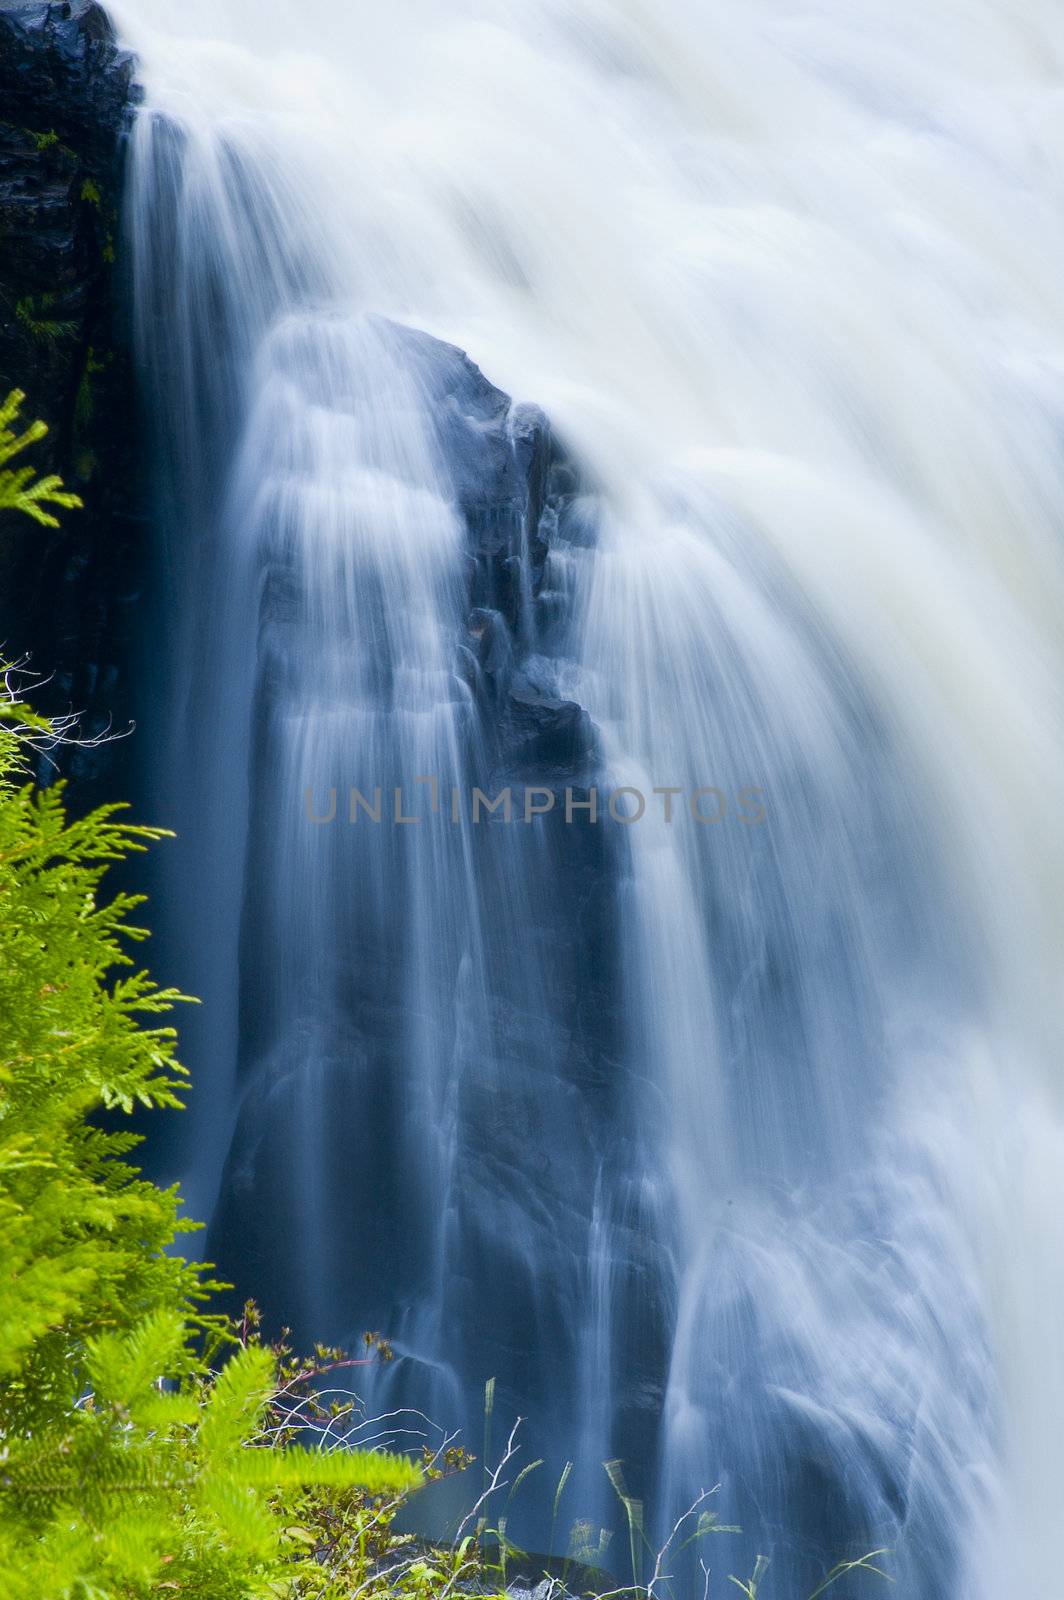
(452, 1415, 523, 1550)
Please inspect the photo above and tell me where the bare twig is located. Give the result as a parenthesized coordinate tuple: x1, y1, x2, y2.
(591, 1486, 722, 1600)
(452, 1415, 523, 1551)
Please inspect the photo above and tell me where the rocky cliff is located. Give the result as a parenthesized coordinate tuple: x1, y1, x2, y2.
(0, 0, 142, 782)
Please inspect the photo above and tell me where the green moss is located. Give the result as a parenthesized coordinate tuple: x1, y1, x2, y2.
(80, 176, 102, 207)
(74, 346, 107, 433)
(29, 128, 58, 151)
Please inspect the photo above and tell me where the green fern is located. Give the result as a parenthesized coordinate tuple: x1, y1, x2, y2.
(0, 389, 83, 527)
(14, 297, 80, 347)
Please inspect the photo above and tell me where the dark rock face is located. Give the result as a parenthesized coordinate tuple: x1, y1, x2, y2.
(191, 317, 630, 1472)
(0, 0, 142, 786)
(379, 318, 556, 631)
(505, 678, 595, 781)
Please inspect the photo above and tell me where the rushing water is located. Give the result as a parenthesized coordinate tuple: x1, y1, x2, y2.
(110, 1, 1064, 1593)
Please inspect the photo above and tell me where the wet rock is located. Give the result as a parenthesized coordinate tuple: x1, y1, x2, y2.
(374, 318, 557, 628)
(507, 682, 594, 778)
(468, 604, 514, 686)
(0, 0, 143, 790)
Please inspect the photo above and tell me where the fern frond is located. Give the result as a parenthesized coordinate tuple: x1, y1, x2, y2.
(198, 1344, 276, 1459)
(0, 389, 83, 526)
(86, 1311, 189, 1414)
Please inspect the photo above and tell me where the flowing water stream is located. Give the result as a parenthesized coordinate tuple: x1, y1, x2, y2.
(108, 2, 1064, 1592)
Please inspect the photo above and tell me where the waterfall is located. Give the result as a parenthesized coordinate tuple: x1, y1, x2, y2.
(110, 1, 1064, 1592)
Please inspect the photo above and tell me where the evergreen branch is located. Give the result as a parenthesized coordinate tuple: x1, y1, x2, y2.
(0, 391, 83, 528)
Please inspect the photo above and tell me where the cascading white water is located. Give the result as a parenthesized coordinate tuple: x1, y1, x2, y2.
(109, 0, 1064, 1592)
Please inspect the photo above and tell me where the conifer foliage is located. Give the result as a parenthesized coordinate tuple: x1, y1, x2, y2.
(0, 388, 83, 526)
